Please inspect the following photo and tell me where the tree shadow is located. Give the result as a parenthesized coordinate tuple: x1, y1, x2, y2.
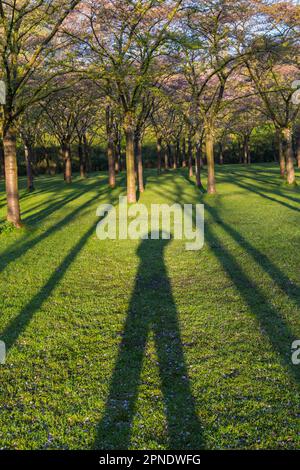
(0, 177, 69, 209)
(0, 191, 100, 274)
(2, 223, 96, 352)
(217, 170, 300, 208)
(0, 178, 126, 275)
(229, 179, 300, 213)
(226, 169, 280, 187)
(177, 175, 300, 385)
(152, 177, 300, 388)
(181, 173, 207, 196)
(204, 209, 300, 386)
(21, 175, 126, 223)
(2, 191, 121, 353)
(94, 235, 203, 450)
(24, 180, 101, 225)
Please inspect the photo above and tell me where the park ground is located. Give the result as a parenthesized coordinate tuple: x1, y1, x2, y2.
(0, 164, 300, 450)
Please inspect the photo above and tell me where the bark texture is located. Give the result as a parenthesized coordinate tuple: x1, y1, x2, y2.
(124, 112, 137, 203)
(4, 126, 22, 227)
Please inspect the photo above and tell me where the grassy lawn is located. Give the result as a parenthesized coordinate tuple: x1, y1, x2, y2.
(0, 164, 300, 450)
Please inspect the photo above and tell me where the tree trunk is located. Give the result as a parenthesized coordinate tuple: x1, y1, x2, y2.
(24, 144, 35, 192)
(273, 132, 278, 163)
(3, 126, 22, 227)
(157, 137, 162, 175)
(114, 142, 120, 174)
(296, 132, 300, 169)
(83, 134, 90, 174)
(164, 146, 169, 171)
(114, 129, 122, 173)
(182, 138, 187, 168)
(106, 106, 116, 187)
(173, 144, 178, 170)
(62, 142, 72, 184)
(219, 143, 224, 165)
(167, 144, 173, 170)
(118, 139, 123, 172)
(115, 156, 120, 174)
(124, 112, 137, 203)
(196, 143, 203, 188)
(136, 135, 144, 193)
(188, 138, 194, 178)
(107, 137, 116, 188)
(45, 152, 51, 175)
(200, 151, 204, 169)
(78, 139, 86, 178)
(239, 142, 243, 164)
(0, 141, 5, 178)
(243, 135, 250, 165)
(174, 139, 180, 169)
(282, 127, 296, 185)
(205, 125, 216, 194)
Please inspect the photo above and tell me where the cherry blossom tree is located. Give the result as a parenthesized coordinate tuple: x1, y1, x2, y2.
(0, 0, 80, 227)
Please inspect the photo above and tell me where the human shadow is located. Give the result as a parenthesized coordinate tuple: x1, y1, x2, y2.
(94, 235, 203, 450)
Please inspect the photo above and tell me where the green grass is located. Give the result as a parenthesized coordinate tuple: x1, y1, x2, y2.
(0, 163, 300, 450)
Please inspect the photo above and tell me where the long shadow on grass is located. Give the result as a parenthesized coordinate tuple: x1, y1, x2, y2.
(23, 180, 101, 225)
(180, 175, 300, 309)
(205, 203, 300, 313)
(2, 223, 96, 351)
(0, 192, 99, 272)
(225, 170, 280, 188)
(217, 174, 300, 212)
(233, 180, 300, 213)
(204, 210, 300, 385)
(0, 186, 118, 274)
(0, 178, 67, 210)
(177, 175, 300, 385)
(95, 236, 203, 450)
(2, 191, 121, 352)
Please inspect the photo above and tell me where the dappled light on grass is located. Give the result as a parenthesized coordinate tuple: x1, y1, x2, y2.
(0, 166, 300, 449)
